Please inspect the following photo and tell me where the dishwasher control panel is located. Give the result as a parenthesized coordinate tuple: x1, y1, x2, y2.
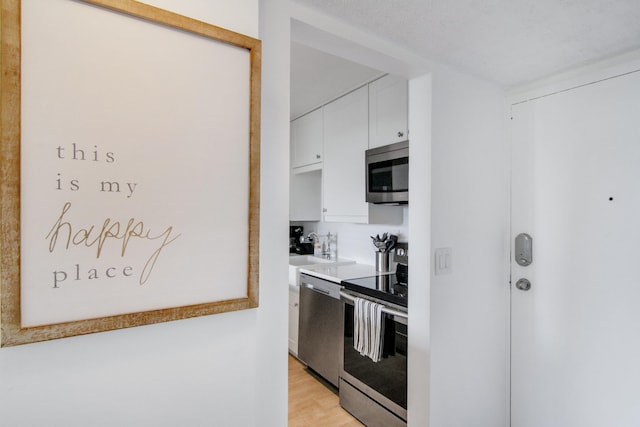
(299, 273, 342, 299)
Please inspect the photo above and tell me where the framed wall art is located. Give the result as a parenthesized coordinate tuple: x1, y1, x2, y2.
(0, 0, 261, 346)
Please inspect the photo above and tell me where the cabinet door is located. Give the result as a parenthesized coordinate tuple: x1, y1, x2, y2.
(291, 108, 323, 169)
(323, 86, 369, 223)
(369, 74, 408, 148)
(288, 286, 300, 355)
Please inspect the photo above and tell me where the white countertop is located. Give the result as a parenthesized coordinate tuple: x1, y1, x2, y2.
(299, 263, 393, 283)
(288, 255, 356, 287)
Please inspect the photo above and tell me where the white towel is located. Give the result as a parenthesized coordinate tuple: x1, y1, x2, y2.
(353, 297, 385, 362)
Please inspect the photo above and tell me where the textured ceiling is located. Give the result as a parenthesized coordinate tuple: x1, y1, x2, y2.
(291, 0, 640, 88)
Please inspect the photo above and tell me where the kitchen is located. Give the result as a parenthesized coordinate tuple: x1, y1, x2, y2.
(284, 7, 514, 421)
(288, 44, 412, 425)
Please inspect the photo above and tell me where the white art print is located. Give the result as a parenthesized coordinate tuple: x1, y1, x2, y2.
(1, 0, 260, 344)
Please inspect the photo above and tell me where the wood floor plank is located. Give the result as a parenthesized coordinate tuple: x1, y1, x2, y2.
(288, 354, 363, 426)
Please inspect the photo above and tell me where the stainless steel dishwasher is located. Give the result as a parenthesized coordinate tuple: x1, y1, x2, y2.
(298, 272, 342, 388)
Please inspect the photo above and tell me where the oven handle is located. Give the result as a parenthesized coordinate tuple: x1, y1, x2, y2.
(340, 291, 408, 320)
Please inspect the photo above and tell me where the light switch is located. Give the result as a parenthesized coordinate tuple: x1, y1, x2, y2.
(435, 247, 452, 275)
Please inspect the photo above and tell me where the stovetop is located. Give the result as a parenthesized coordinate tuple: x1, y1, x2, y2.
(341, 272, 408, 308)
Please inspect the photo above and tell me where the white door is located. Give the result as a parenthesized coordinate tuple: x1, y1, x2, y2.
(511, 70, 640, 426)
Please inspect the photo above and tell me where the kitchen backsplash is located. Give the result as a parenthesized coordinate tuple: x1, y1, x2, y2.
(292, 206, 408, 265)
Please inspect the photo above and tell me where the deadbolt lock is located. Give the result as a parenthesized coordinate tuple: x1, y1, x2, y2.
(515, 233, 533, 266)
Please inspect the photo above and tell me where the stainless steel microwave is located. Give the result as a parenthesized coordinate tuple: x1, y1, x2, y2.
(365, 140, 409, 204)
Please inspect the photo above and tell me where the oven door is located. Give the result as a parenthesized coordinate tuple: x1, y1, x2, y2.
(340, 293, 408, 422)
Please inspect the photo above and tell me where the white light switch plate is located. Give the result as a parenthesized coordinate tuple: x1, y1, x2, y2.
(435, 247, 452, 275)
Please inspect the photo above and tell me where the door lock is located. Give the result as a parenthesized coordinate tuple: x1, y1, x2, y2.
(515, 233, 533, 266)
(515, 278, 531, 291)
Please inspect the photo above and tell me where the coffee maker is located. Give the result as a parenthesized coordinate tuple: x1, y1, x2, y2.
(289, 226, 314, 255)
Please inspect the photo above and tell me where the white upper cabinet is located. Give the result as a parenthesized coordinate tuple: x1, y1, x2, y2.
(322, 86, 402, 224)
(368, 74, 408, 149)
(289, 76, 405, 224)
(323, 86, 369, 222)
(290, 108, 323, 170)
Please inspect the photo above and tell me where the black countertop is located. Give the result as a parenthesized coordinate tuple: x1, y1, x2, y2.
(341, 273, 408, 308)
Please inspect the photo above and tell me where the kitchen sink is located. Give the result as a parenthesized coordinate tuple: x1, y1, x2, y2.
(288, 255, 334, 266)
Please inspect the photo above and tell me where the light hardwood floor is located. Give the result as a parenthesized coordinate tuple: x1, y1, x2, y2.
(288, 354, 363, 427)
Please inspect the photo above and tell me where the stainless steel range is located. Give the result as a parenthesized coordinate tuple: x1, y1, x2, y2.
(339, 243, 408, 427)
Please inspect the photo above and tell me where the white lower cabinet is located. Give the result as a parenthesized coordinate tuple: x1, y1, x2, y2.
(288, 285, 300, 356)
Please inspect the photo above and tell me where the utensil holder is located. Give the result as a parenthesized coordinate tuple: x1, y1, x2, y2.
(375, 252, 390, 272)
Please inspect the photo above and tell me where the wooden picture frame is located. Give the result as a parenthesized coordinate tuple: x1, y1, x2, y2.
(0, 0, 261, 346)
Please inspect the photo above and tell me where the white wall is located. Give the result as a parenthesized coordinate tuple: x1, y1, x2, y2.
(0, 1, 289, 426)
(407, 74, 433, 427)
(429, 64, 510, 427)
(256, 0, 291, 423)
(314, 208, 409, 265)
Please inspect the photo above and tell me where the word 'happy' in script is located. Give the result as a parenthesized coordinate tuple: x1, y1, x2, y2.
(47, 143, 181, 288)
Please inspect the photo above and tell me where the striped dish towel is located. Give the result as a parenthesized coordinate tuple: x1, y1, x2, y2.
(353, 297, 385, 362)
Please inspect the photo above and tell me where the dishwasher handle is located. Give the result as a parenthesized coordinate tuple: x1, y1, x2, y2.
(304, 283, 331, 296)
(300, 274, 342, 299)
